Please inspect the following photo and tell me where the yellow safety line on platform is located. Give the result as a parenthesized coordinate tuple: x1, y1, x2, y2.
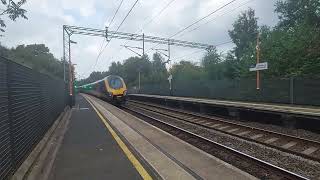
(85, 96, 153, 180)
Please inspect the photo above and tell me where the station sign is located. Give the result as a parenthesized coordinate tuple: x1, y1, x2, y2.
(250, 62, 268, 72)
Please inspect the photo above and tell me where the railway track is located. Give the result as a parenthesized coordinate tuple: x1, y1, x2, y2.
(122, 103, 308, 180)
(127, 100, 320, 162)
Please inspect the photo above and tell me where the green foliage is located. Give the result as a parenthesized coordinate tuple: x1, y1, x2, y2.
(170, 61, 205, 81)
(109, 61, 123, 76)
(228, 8, 258, 60)
(201, 47, 225, 80)
(1, 44, 65, 79)
(223, 52, 240, 79)
(121, 55, 152, 86)
(149, 53, 168, 83)
(261, 24, 320, 78)
(275, 0, 320, 29)
(0, 0, 27, 34)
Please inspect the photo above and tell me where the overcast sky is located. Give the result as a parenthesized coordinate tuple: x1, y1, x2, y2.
(1, 0, 279, 79)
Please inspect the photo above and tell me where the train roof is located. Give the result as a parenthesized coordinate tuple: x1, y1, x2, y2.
(79, 75, 123, 88)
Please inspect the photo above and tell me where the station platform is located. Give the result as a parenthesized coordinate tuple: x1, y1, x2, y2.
(128, 94, 320, 118)
(49, 95, 146, 180)
(48, 94, 256, 180)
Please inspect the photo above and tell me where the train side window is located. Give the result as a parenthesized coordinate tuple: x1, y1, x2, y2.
(99, 81, 106, 92)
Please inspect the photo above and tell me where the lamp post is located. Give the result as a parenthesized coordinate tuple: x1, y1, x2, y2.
(68, 39, 77, 97)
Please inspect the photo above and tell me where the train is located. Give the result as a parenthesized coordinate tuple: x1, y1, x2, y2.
(78, 75, 127, 104)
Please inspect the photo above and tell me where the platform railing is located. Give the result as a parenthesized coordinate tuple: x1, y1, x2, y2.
(129, 77, 320, 106)
(0, 56, 69, 179)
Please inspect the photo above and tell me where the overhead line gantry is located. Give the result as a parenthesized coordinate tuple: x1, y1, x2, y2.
(63, 25, 215, 96)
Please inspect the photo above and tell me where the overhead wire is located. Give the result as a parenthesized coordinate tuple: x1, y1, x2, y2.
(168, 0, 255, 63)
(108, 0, 125, 28)
(110, 0, 177, 61)
(86, 0, 125, 76)
(171, 49, 205, 62)
(141, 0, 177, 31)
(177, 0, 255, 38)
(92, 0, 140, 71)
(169, 0, 237, 38)
(89, 0, 246, 75)
(170, 40, 233, 62)
(147, 0, 238, 53)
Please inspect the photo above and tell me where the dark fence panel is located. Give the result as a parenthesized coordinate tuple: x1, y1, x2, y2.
(0, 59, 11, 179)
(132, 78, 320, 106)
(0, 57, 68, 179)
(294, 78, 320, 106)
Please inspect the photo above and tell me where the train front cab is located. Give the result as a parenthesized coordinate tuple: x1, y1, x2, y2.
(105, 76, 127, 104)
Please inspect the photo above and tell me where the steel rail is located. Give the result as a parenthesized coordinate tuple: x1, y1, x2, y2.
(128, 100, 320, 162)
(123, 105, 308, 180)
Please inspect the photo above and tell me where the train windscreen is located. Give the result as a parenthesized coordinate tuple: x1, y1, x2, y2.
(108, 76, 123, 89)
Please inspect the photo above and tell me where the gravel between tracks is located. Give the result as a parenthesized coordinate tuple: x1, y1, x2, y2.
(224, 119, 320, 142)
(128, 105, 320, 179)
(130, 100, 320, 143)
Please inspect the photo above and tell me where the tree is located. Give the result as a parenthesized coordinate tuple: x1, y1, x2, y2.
(152, 53, 167, 73)
(223, 52, 239, 79)
(109, 61, 123, 76)
(260, 23, 320, 78)
(149, 53, 168, 83)
(201, 47, 225, 80)
(275, 0, 320, 29)
(228, 8, 258, 61)
(256, 1, 320, 78)
(170, 61, 205, 81)
(122, 55, 152, 86)
(0, 0, 27, 34)
(1, 43, 65, 78)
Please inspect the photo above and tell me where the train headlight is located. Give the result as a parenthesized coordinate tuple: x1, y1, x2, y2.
(123, 90, 127, 96)
(108, 92, 113, 97)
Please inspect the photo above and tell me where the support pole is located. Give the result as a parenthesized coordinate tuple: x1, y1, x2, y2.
(105, 26, 108, 40)
(63, 26, 66, 82)
(168, 39, 171, 61)
(142, 33, 145, 56)
(138, 71, 141, 93)
(68, 35, 73, 96)
(256, 33, 260, 90)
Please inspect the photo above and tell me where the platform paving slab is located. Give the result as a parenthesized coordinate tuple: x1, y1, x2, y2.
(86, 94, 257, 180)
(49, 95, 143, 180)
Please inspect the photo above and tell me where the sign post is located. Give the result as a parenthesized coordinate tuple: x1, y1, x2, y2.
(168, 74, 173, 96)
(249, 62, 268, 90)
(256, 33, 261, 90)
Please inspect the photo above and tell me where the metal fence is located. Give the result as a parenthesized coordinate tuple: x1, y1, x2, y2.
(129, 78, 320, 106)
(0, 56, 69, 179)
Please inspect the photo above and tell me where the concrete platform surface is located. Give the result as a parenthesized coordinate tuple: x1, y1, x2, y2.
(129, 94, 320, 117)
(49, 95, 144, 180)
(85, 94, 257, 180)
